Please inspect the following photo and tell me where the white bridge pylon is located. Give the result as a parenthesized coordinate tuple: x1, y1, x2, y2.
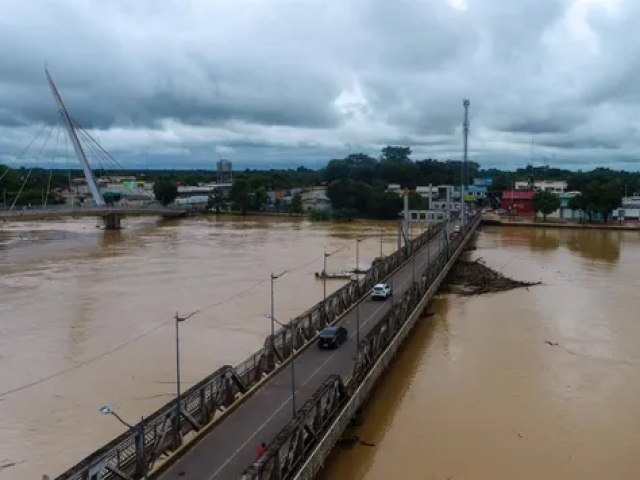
(45, 68, 105, 206)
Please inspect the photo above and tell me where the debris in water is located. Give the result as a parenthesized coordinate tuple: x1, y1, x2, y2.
(338, 434, 376, 447)
(544, 340, 559, 347)
(444, 258, 541, 295)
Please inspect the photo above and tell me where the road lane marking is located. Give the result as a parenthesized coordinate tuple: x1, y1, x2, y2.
(207, 302, 388, 479)
(206, 238, 443, 479)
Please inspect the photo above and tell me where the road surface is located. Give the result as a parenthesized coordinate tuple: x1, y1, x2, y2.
(158, 229, 449, 479)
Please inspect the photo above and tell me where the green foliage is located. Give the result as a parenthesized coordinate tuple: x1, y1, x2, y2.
(291, 193, 303, 214)
(381, 146, 412, 164)
(103, 192, 122, 205)
(153, 180, 178, 205)
(569, 180, 622, 222)
(207, 189, 225, 214)
(251, 186, 269, 211)
(308, 208, 331, 221)
(532, 191, 561, 221)
(229, 178, 252, 214)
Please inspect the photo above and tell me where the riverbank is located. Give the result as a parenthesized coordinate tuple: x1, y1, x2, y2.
(482, 217, 640, 231)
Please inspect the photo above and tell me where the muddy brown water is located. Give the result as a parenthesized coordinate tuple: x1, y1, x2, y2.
(0, 216, 403, 479)
(2, 221, 640, 479)
(319, 226, 640, 480)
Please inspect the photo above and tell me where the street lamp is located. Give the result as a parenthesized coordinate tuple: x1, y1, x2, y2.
(379, 229, 384, 258)
(266, 314, 297, 418)
(355, 239, 361, 275)
(99, 406, 147, 479)
(270, 270, 288, 338)
(174, 311, 196, 445)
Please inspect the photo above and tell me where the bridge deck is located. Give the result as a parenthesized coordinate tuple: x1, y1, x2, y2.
(157, 229, 449, 480)
(0, 205, 186, 220)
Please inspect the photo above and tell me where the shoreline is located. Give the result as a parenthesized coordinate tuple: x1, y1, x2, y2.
(482, 218, 640, 231)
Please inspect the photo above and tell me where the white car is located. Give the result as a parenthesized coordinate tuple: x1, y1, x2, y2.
(371, 283, 392, 300)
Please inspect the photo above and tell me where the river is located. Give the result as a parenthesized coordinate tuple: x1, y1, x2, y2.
(320, 226, 640, 480)
(0, 215, 399, 479)
(2, 221, 639, 479)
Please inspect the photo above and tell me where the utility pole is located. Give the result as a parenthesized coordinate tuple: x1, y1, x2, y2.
(290, 323, 297, 417)
(380, 229, 384, 258)
(355, 302, 360, 356)
(461, 98, 470, 227)
(355, 238, 362, 277)
(323, 251, 328, 301)
(174, 311, 196, 446)
(270, 271, 287, 337)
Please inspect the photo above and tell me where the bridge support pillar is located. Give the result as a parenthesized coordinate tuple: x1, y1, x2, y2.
(102, 213, 122, 230)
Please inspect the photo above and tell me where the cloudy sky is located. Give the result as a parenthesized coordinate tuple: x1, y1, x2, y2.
(1, 0, 639, 170)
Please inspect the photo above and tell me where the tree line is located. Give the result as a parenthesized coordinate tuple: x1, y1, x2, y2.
(3, 148, 640, 221)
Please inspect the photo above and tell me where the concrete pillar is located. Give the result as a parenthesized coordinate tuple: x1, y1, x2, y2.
(102, 213, 122, 230)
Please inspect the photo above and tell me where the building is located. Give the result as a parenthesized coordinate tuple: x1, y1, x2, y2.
(514, 180, 567, 193)
(536, 191, 581, 220)
(175, 182, 232, 206)
(300, 186, 331, 212)
(613, 196, 640, 220)
(217, 159, 233, 184)
(501, 190, 536, 216)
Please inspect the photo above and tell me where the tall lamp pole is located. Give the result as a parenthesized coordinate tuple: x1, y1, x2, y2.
(380, 229, 384, 258)
(355, 238, 362, 277)
(270, 270, 287, 338)
(174, 311, 196, 445)
(267, 315, 297, 418)
(461, 98, 470, 227)
(99, 406, 147, 479)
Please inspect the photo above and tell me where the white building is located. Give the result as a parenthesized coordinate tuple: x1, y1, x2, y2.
(514, 180, 567, 193)
(613, 196, 640, 220)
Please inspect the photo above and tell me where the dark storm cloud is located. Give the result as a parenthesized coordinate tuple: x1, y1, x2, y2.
(1, 0, 640, 170)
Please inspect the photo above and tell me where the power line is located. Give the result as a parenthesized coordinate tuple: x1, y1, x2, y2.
(0, 319, 170, 399)
(0, 245, 351, 397)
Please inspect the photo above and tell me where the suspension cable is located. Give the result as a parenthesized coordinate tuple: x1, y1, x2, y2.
(9, 125, 54, 210)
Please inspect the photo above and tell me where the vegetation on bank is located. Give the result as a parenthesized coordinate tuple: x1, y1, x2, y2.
(2, 145, 640, 221)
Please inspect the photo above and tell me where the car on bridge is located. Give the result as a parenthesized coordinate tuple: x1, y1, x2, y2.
(318, 326, 348, 349)
(371, 283, 392, 300)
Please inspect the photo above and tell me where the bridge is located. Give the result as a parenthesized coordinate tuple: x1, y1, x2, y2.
(1, 69, 186, 229)
(53, 212, 480, 480)
(0, 204, 187, 227)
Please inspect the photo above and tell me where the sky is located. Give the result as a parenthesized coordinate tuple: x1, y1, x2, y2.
(1, 0, 640, 171)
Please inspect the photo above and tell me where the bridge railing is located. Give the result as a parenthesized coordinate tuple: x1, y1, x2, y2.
(241, 213, 481, 480)
(54, 222, 445, 480)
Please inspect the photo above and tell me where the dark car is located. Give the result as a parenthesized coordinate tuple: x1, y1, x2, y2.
(318, 326, 348, 349)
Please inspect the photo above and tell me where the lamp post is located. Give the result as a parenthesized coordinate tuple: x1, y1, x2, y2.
(174, 311, 195, 445)
(322, 248, 342, 302)
(355, 302, 360, 356)
(267, 315, 297, 418)
(355, 238, 362, 277)
(380, 229, 384, 258)
(270, 270, 287, 338)
(99, 406, 147, 479)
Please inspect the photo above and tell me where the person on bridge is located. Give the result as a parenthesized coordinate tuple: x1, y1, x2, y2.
(256, 442, 267, 460)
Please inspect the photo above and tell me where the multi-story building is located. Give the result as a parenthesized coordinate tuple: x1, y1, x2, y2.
(514, 180, 567, 193)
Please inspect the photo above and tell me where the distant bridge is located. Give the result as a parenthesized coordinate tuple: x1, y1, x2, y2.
(3, 69, 188, 229)
(0, 204, 187, 227)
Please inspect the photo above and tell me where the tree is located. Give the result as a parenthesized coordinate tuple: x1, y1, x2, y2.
(229, 178, 251, 214)
(532, 191, 561, 221)
(381, 146, 412, 164)
(153, 180, 178, 206)
(291, 193, 303, 213)
(251, 186, 269, 211)
(207, 189, 225, 214)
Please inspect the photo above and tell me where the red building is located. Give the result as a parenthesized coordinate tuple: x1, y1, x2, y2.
(501, 190, 536, 216)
